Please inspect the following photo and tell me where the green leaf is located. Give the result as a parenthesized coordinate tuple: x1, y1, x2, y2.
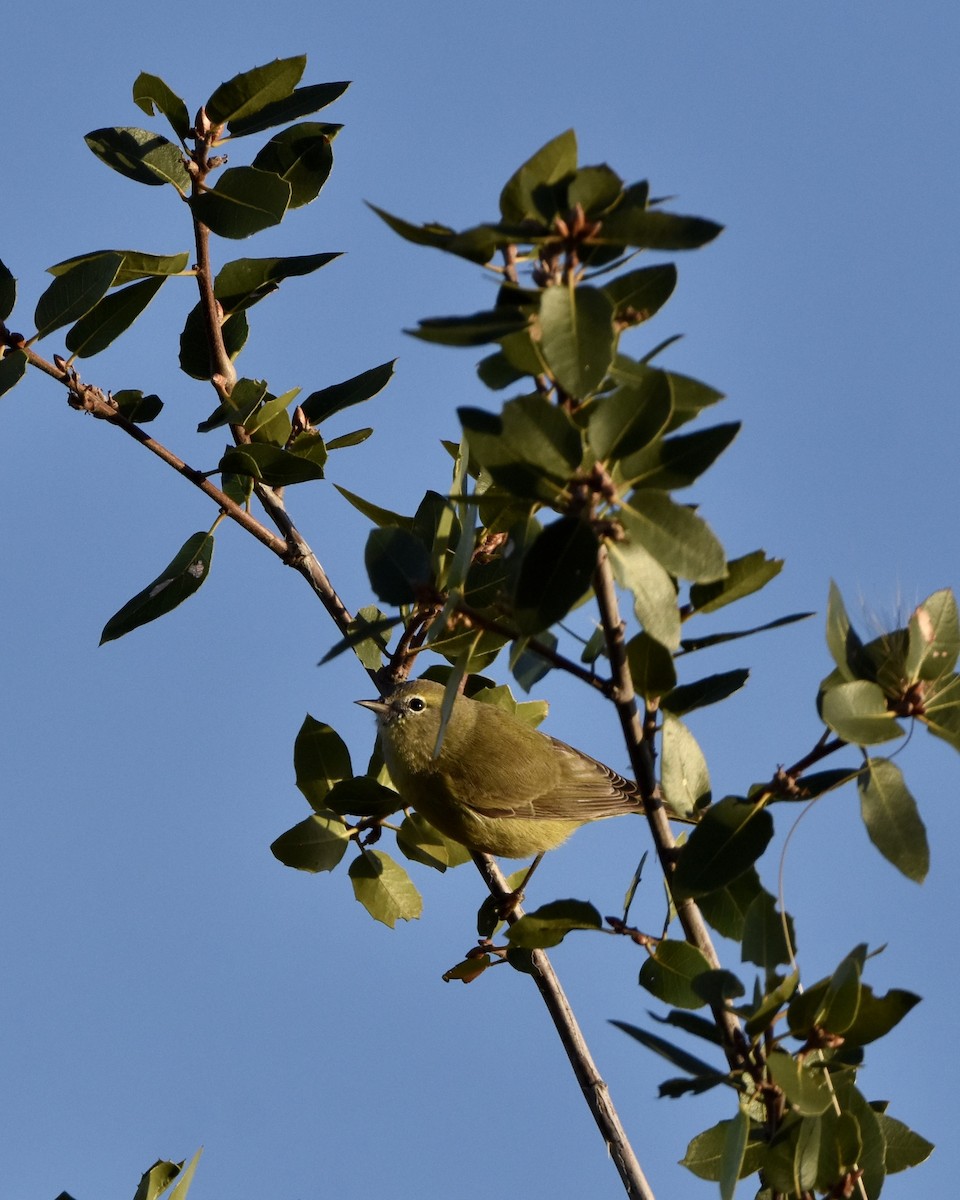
(206, 55, 306, 127)
(763, 1115, 823, 1195)
(696, 867, 763, 940)
(326, 427, 373, 451)
(877, 1113, 934, 1173)
(319, 609, 397, 669)
(64, 276, 164, 357)
(843, 985, 920, 1046)
(824, 580, 869, 682)
(191, 167, 290, 239)
(132, 73, 191, 140)
(662, 669, 749, 716)
(397, 812, 472, 871)
(506, 899, 603, 948)
(919, 670, 960, 751)
(166, 1147, 203, 1200)
(604, 263, 677, 327)
(459, 393, 582, 501)
(367, 204, 500, 265)
(293, 715, 352, 809)
(598, 206, 723, 251)
(822, 1078, 886, 1198)
(500, 129, 578, 224)
(741, 891, 794, 969)
(513, 517, 598, 634)
(197, 376, 267, 433)
(34, 253, 123, 338)
(821, 680, 905, 744)
(690, 550, 783, 613)
(178, 308, 248, 380)
(661, 714, 711, 817)
(638, 939, 715, 1009)
(681, 1119, 766, 1183)
(218, 443, 326, 486)
(245, 386, 299, 445)
(409, 308, 529, 347)
(270, 811, 350, 873)
(334, 484, 411, 530)
(620, 422, 739, 492)
(113, 389, 163, 423)
(606, 534, 680, 650)
(672, 796, 774, 900)
(132, 1158, 184, 1200)
(742, 968, 800, 1041)
(538, 284, 614, 399)
(227, 81, 350, 138)
(719, 1108, 750, 1200)
(84, 127, 191, 191)
(100, 532, 214, 644)
(0, 348, 27, 398)
(301, 360, 396, 424)
(626, 632, 678, 700)
(365, 525, 433, 605)
(620, 492, 726, 583)
(251, 122, 335, 208)
(567, 164, 623, 216)
(0, 256, 16, 320)
(587, 368, 672, 462)
(209, 253, 341, 316)
(858, 757, 928, 881)
(906, 588, 959, 681)
(680, 612, 812, 655)
(348, 850, 422, 927)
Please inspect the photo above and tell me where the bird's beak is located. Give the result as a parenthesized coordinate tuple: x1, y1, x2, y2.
(356, 698, 391, 717)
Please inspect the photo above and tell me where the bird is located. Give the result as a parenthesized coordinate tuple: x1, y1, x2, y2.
(356, 678, 644, 861)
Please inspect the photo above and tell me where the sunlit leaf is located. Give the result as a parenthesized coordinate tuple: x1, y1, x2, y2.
(191, 167, 290, 239)
(506, 899, 603, 948)
(206, 55, 306, 127)
(100, 532, 214, 644)
(500, 129, 578, 224)
(84, 127, 190, 191)
(348, 849, 422, 927)
(251, 122, 336, 207)
(293, 715, 352, 809)
(661, 714, 711, 817)
(821, 680, 904, 744)
(132, 72, 191, 140)
(858, 757, 928, 881)
(270, 812, 350, 873)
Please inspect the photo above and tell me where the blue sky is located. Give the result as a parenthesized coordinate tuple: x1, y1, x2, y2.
(2, 3, 958, 1198)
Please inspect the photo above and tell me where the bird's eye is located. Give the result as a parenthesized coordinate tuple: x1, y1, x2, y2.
(407, 696, 426, 713)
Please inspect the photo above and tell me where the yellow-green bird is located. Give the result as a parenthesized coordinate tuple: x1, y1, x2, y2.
(357, 678, 642, 859)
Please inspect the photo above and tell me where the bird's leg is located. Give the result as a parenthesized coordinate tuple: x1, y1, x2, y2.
(497, 852, 544, 918)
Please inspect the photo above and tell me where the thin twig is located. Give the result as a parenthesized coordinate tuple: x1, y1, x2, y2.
(472, 853, 656, 1200)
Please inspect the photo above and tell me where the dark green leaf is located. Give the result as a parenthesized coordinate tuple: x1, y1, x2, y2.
(293, 715, 352, 809)
(513, 517, 598, 634)
(662, 369, 725, 431)
(604, 263, 677, 327)
(821, 680, 904, 744)
(113, 389, 163, 423)
(0, 257, 16, 320)
(538, 284, 615, 398)
(367, 204, 500, 265)
(301, 359, 395, 424)
(843, 985, 921, 1046)
(598, 206, 723, 251)
(348, 850, 422, 927)
(178, 307, 248, 380)
(100, 531, 214, 644)
(663, 669, 749, 716)
(270, 811, 349, 873)
(919, 669, 960, 751)
(206, 56, 306, 127)
(64, 276, 164, 357)
(334, 484, 411, 530)
(619, 422, 739, 490)
(567, 163, 623, 216)
(476, 349, 527, 391)
(660, 713, 711, 817)
(681, 1119, 766, 1183)
(610, 1019, 724, 1078)
(319, 612, 399, 667)
(696, 867, 763, 940)
(499, 129, 578, 224)
(767, 1051, 833, 1116)
(741, 891, 794, 969)
(251, 122, 335, 208)
(506, 899, 603, 948)
(34, 253, 123, 338)
(0, 349, 27, 398)
(132, 73, 191, 140)
(219, 443, 325, 486)
(459, 393, 582, 500)
(325, 427, 373, 451)
(679, 612, 812, 655)
(84, 127, 190, 190)
(228, 81, 350, 138)
(191, 167, 290, 239)
(620, 491, 726, 583)
(858, 757, 928, 881)
(638, 939, 715, 1009)
(649, 1007, 724, 1047)
(672, 796, 773, 900)
(587, 368, 672, 461)
(741, 969, 800, 1041)
(197, 377, 267, 433)
(825, 580, 870, 682)
(365, 525, 433, 605)
(626, 632, 677, 700)
(409, 308, 529, 347)
(719, 1109, 750, 1200)
(325, 777, 403, 820)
